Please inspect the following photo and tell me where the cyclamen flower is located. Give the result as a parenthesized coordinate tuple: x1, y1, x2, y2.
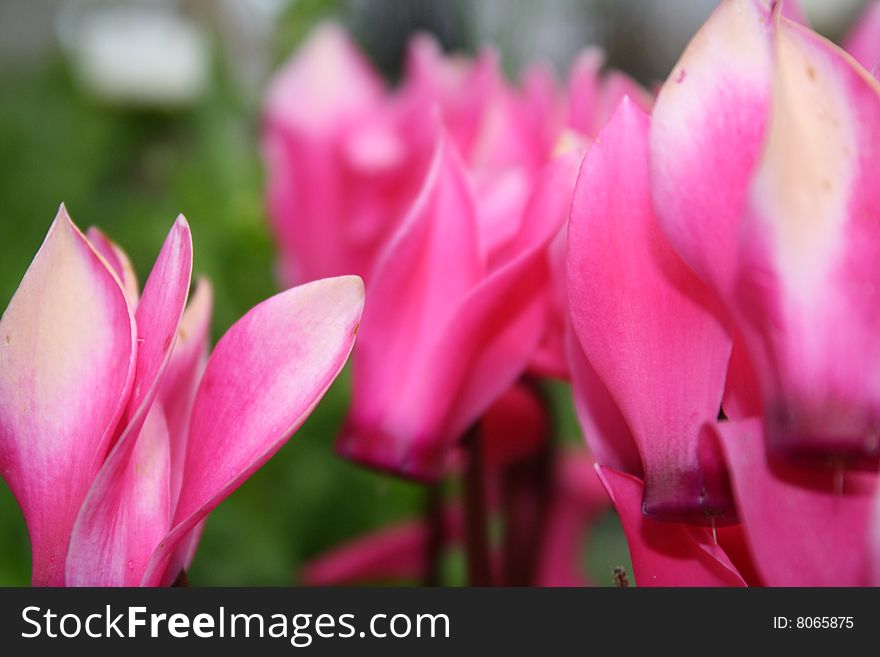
(338, 132, 578, 481)
(651, 0, 880, 466)
(263, 25, 557, 289)
(567, 99, 732, 523)
(590, 0, 880, 586)
(0, 206, 363, 586)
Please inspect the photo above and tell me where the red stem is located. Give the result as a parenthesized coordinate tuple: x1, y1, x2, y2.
(423, 483, 443, 586)
(463, 429, 493, 586)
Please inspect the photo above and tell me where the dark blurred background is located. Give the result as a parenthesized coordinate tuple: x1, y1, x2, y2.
(0, 0, 867, 585)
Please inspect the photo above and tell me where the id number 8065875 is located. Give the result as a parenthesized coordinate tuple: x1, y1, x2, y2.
(773, 617, 854, 629)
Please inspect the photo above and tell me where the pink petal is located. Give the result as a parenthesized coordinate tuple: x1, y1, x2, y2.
(567, 48, 604, 136)
(844, 0, 880, 71)
(157, 279, 212, 576)
(529, 224, 569, 380)
(438, 154, 577, 446)
(263, 24, 392, 286)
(480, 382, 548, 470)
(721, 332, 762, 419)
(596, 466, 746, 587)
(595, 70, 654, 133)
(779, 0, 808, 25)
(736, 19, 880, 465)
(650, 0, 775, 298)
(65, 403, 171, 586)
(714, 524, 763, 586)
(264, 23, 383, 136)
(401, 36, 498, 163)
(520, 62, 565, 163)
(59, 215, 190, 587)
(0, 206, 136, 586)
(566, 326, 642, 477)
(342, 144, 575, 481)
(90, 215, 193, 521)
(338, 133, 484, 479)
(120, 215, 192, 432)
(144, 275, 364, 585)
(712, 418, 877, 586)
(303, 508, 463, 586)
(158, 277, 213, 507)
(86, 226, 139, 307)
(567, 99, 732, 522)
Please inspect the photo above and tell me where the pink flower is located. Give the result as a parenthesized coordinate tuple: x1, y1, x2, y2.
(595, 0, 880, 587)
(263, 24, 407, 286)
(263, 26, 559, 290)
(651, 0, 880, 467)
(0, 206, 364, 586)
(567, 99, 733, 523)
(338, 132, 578, 481)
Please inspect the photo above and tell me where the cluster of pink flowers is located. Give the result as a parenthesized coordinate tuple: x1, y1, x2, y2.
(265, 0, 880, 587)
(2, 0, 879, 587)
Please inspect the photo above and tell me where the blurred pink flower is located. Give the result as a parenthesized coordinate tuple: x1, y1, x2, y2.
(338, 133, 578, 481)
(263, 25, 559, 290)
(0, 206, 364, 586)
(303, 452, 606, 587)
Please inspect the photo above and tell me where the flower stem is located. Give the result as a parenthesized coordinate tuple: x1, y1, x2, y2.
(501, 377, 555, 585)
(423, 482, 444, 586)
(463, 428, 493, 586)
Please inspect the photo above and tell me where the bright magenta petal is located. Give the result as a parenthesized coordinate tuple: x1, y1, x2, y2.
(95, 216, 193, 499)
(437, 153, 576, 446)
(568, 99, 732, 522)
(844, 0, 880, 71)
(65, 403, 171, 586)
(721, 332, 762, 420)
(713, 419, 877, 586)
(0, 207, 136, 585)
(338, 133, 484, 480)
(736, 20, 880, 465)
(144, 275, 364, 585)
(566, 327, 642, 477)
(650, 0, 775, 297)
(596, 466, 746, 587)
(123, 215, 192, 425)
(159, 277, 212, 506)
